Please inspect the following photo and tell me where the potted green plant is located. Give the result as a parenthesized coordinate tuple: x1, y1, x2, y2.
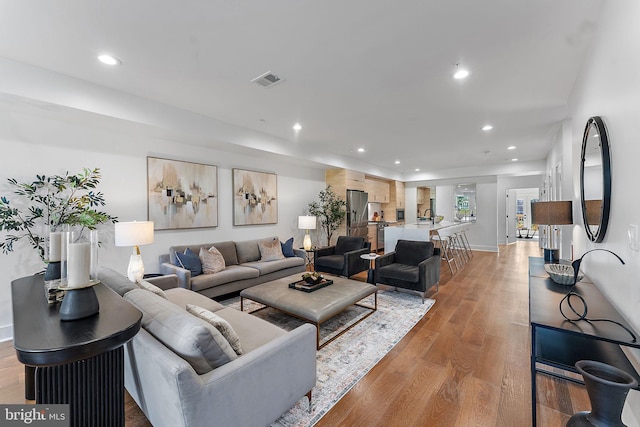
(0, 167, 117, 262)
(308, 185, 346, 246)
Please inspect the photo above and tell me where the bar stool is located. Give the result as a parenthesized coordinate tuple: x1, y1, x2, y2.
(449, 224, 468, 266)
(432, 227, 458, 274)
(459, 223, 473, 258)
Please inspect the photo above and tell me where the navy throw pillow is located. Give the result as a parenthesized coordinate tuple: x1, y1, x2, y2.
(281, 237, 295, 257)
(175, 248, 202, 276)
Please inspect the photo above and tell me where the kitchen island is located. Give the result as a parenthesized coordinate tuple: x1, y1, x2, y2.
(384, 221, 464, 252)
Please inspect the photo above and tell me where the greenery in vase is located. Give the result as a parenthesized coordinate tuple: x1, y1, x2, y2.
(308, 185, 346, 246)
(0, 167, 117, 261)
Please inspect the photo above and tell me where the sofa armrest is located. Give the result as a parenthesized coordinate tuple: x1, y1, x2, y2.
(159, 262, 191, 289)
(418, 253, 441, 289)
(145, 274, 180, 290)
(314, 245, 336, 258)
(344, 247, 370, 276)
(375, 252, 396, 269)
(185, 324, 316, 426)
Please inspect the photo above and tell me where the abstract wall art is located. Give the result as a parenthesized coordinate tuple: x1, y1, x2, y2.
(147, 157, 218, 230)
(232, 168, 277, 225)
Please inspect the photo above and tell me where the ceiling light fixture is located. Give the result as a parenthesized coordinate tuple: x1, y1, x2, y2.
(357, 148, 365, 153)
(482, 125, 493, 131)
(293, 123, 302, 131)
(453, 63, 470, 80)
(415, 168, 420, 172)
(512, 158, 518, 162)
(98, 54, 121, 66)
(508, 146, 516, 150)
(395, 160, 400, 164)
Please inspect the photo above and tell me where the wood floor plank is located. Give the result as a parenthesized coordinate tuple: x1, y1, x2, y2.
(0, 241, 592, 427)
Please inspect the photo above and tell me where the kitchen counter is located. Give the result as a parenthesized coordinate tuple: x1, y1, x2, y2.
(384, 221, 465, 252)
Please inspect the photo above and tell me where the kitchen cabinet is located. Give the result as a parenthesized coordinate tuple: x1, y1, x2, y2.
(394, 181, 405, 208)
(367, 224, 377, 247)
(365, 178, 390, 202)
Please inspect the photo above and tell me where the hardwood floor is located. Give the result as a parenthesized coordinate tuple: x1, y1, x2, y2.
(0, 241, 588, 426)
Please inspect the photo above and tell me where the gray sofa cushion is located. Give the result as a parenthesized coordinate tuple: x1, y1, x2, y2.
(236, 237, 275, 264)
(377, 263, 419, 283)
(314, 254, 344, 270)
(211, 241, 238, 266)
(243, 257, 305, 275)
(124, 289, 237, 374)
(214, 307, 286, 354)
(165, 288, 226, 312)
(189, 265, 260, 292)
(97, 266, 138, 296)
(187, 304, 243, 355)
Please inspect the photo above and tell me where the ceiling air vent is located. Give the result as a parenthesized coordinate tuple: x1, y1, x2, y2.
(251, 71, 284, 88)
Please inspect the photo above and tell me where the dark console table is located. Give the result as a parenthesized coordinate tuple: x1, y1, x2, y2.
(11, 274, 142, 427)
(528, 257, 640, 426)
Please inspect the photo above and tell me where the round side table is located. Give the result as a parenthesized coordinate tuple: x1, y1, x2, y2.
(360, 253, 380, 284)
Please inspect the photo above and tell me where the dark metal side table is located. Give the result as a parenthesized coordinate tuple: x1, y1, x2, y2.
(528, 257, 640, 426)
(11, 274, 142, 427)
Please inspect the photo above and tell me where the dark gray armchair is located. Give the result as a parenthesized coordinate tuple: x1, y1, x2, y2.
(313, 236, 371, 277)
(374, 239, 440, 303)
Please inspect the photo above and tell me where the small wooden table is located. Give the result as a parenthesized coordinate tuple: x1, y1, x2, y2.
(12, 274, 142, 427)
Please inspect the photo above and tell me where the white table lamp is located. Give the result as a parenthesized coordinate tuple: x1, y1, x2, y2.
(115, 221, 154, 282)
(298, 215, 316, 251)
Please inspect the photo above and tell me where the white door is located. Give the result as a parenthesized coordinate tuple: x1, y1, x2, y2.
(506, 189, 518, 244)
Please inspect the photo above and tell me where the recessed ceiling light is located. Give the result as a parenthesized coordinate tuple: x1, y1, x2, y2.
(482, 125, 493, 131)
(357, 148, 365, 153)
(98, 54, 120, 66)
(508, 146, 516, 150)
(395, 160, 400, 164)
(511, 158, 518, 162)
(453, 63, 470, 80)
(415, 168, 420, 172)
(293, 123, 302, 131)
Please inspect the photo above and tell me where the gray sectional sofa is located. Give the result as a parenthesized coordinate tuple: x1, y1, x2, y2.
(97, 266, 317, 427)
(159, 237, 306, 298)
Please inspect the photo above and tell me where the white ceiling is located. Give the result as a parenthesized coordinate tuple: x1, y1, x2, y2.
(0, 0, 601, 179)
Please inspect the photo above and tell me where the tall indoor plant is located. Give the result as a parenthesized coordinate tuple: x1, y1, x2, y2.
(308, 185, 346, 246)
(0, 167, 117, 261)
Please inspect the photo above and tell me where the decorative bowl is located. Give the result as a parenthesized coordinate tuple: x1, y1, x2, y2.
(434, 215, 444, 224)
(544, 263, 583, 285)
(302, 273, 323, 285)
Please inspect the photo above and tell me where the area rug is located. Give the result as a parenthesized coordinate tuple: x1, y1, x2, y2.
(223, 289, 435, 426)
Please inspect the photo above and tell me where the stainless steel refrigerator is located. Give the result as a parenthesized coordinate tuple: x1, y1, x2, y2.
(346, 190, 368, 239)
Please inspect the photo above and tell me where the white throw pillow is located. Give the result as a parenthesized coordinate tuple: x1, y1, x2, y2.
(199, 246, 226, 274)
(258, 238, 285, 262)
(186, 304, 244, 355)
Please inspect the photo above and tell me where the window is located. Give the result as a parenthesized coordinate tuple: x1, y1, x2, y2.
(454, 184, 477, 222)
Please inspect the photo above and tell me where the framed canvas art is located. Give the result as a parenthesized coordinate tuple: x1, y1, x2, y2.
(232, 168, 277, 225)
(147, 157, 218, 230)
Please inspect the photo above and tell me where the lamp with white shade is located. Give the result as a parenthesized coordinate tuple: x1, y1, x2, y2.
(115, 221, 154, 282)
(298, 215, 316, 251)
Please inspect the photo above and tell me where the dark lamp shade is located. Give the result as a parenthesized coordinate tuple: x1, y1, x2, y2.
(531, 201, 573, 225)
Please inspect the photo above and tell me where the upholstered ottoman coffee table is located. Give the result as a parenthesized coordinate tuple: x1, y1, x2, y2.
(240, 274, 377, 349)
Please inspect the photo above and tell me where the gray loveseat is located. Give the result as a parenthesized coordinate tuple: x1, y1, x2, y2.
(159, 237, 306, 298)
(98, 267, 317, 427)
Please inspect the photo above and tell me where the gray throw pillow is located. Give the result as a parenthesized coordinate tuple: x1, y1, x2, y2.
(199, 246, 226, 274)
(125, 289, 237, 374)
(186, 304, 243, 355)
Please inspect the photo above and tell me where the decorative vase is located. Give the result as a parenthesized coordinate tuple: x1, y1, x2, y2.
(566, 360, 638, 427)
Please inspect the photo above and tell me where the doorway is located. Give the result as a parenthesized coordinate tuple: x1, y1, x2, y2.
(506, 188, 540, 244)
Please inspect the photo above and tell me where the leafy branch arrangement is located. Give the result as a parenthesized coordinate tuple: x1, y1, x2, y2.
(0, 168, 117, 261)
(308, 185, 346, 246)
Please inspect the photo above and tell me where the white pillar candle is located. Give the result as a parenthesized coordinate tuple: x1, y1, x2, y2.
(49, 232, 61, 261)
(67, 242, 91, 287)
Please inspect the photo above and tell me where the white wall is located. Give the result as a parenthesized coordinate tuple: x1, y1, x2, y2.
(568, 1, 640, 424)
(0, 112, 326, 341)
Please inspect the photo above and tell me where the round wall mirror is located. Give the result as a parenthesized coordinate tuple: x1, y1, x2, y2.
(580, 116, 611, 243)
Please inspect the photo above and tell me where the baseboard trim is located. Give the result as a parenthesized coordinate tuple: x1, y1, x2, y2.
(0, 323, 13, 342)
(469, 245, 499, 253)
